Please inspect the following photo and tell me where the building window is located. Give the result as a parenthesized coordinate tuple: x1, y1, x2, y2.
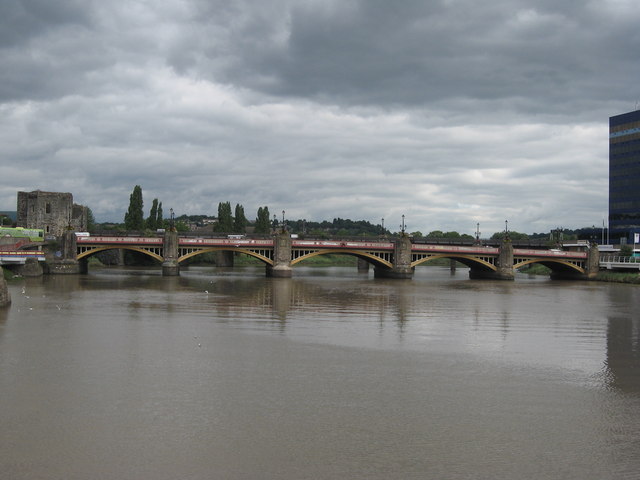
(46, 203, 51, 214)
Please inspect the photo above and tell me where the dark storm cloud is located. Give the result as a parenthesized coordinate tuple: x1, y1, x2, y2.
(183, 0, 639, 119)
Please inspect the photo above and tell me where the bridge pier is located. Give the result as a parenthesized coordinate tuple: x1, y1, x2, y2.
(586, 243, 600, 279)
(48, 230, 81, 274)
(267, 231, 292, 278)
(14, 257, 43, 277)
(374, 236, 414, 279)
(0, 268, 10, 307)
(216, 251, 234, 267)
(357, 258, 370, 273)
(469, 240, 514, 280)
(162, 230, 180, 276)
(550, 243, 600, 280)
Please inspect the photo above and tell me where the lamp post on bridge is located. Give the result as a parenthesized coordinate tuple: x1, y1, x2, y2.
(281, 210, 286, 233)
(475, 223, 481, 245)
(400, 215, 406, 236)
(381, 218, 385, 236)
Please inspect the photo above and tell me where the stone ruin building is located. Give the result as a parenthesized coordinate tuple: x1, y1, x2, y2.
(16, 190, 88, 237)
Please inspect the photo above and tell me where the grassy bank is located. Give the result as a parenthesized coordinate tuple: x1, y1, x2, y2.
(593, 271, 640, 284)
(2, 267, 22, 283)
(519, 263, 640, 284)
(517, 264, 551, 275)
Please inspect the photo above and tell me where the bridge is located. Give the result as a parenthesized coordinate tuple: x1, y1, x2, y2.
(0, 250, 46, 265)
(63, 230, 600, 281)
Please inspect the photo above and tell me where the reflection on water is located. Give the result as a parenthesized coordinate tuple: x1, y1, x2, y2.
(1, 265, 639, 479)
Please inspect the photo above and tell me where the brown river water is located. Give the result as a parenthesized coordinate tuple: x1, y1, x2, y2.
(1, 265, 639, 479)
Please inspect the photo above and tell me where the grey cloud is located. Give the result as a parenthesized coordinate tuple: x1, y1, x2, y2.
(187, 0, 640, 120)
(0, 0, 632, 235)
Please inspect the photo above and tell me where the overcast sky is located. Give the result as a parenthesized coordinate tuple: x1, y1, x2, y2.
(1, 0, 638, 235)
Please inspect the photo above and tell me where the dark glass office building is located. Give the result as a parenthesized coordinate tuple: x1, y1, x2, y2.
(609, 109, 640, 244)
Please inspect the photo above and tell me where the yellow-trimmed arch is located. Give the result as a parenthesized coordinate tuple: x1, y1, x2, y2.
(514, 258, 585, 274)
(178, 247, 274, 266)
(77, 246, 164, 262)
(290, 249, 394, 268)
(411, 254, 497, 271)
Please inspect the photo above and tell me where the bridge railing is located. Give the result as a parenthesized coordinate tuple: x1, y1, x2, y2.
(86, 231, 556, 249)
(600, 255, 640, 264)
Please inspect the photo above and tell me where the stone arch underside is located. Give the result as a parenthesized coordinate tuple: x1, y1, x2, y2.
(514, 258, 585, 274)
(411, 254, 497, 271)
(290, 249, 393, 268)
(77, 246, 163, 263)
(179, 247, 274, 266)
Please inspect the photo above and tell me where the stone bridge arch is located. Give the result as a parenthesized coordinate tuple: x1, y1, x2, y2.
(77, 245, 164, 263)
(178, 246, 274, 266)
(514, 258, 585, 275)
(411, 254, 497, 272)
(290, 249, 394, 269)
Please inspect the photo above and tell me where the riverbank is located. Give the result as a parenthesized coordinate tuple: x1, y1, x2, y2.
(519, 264, 640, 284)
(593, 271, 640, 284)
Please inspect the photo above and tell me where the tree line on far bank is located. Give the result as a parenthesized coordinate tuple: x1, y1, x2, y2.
(95, 185, 597, 242)
(118, 185, 273, 234)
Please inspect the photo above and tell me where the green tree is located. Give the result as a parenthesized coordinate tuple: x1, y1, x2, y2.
(620, 244, 633, 257)
(86, 207, 96, 232)
(175, 220, 189, 232)
(254, 206, 271, 234)
(146, 198, 159, 230)
(233, 204, 247, 233)
(215, 201, 233, 232)
(490, 230, 529, 241)
(124, 185, 144, 231)
(157, 202, 163, 228)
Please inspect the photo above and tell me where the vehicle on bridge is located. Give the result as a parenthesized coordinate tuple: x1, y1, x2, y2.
(0, 227, 44, 242)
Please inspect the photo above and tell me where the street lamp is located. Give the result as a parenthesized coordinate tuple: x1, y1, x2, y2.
(475, 223, 481, 243)
(400, 215, 406, 235)
(170, 208, 175, 231)
(282, 210, 285, 232)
